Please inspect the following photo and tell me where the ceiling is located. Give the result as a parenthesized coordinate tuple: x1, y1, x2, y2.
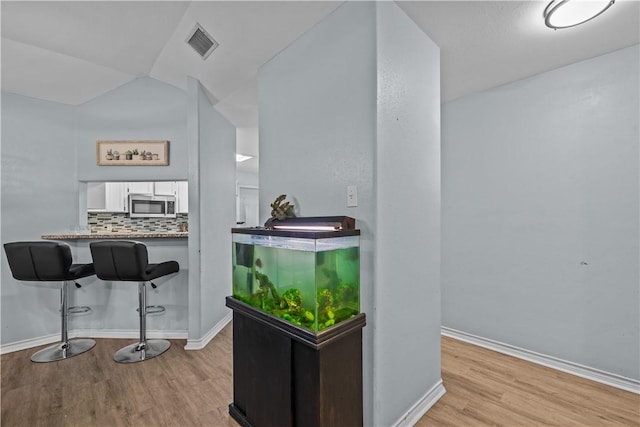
(2, 0, 639, 171)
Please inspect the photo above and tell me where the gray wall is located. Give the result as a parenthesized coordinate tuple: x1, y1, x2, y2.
(188, 77, 236, 339)
(259, 3, 441, 425)
(77, 77, 188, 182)
(374, 3, 442, 423)
(442, 44, 639, 380)
(1, 93, 79, 343)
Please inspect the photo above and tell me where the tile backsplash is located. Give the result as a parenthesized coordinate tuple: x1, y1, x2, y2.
(88, 212, 188, 234)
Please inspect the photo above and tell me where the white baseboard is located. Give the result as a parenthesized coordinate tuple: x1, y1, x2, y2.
(392, 379, 446, 427)
(0, 329, 187, 355)
(184, 311, 233, 351)
(442, 326, 640, 395)
(1, 333, 60, 355)
(72, 329, 188, 340)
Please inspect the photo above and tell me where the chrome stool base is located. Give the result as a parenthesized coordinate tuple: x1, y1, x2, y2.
(113, 339, 171, 363)
(31, 338, 96, 363)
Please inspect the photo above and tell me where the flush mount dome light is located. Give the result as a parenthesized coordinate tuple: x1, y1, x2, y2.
(544, 0, 615, 29)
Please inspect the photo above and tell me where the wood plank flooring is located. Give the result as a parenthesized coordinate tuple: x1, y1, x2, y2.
(418, 337, 640, 427)
(1, 328, 236, 427)
(2, 325, 638, 426)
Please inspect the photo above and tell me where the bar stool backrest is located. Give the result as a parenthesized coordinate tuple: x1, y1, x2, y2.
(4, 241, 73, 281)
(90, 241, 149, 281)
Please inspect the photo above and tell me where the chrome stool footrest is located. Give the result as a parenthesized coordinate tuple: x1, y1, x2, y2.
(136, 305, 165, 314)
(68, 305, 91, 314)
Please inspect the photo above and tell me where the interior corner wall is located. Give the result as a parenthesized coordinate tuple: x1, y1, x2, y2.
(1, 92, 79, 344)
(442, 44, 639, 381)
(186, 77, 203, 340)
(186, 77, 236, 341)
(375, 3, 442, 425)
(259, 2, 441, 425)
(197, 81, 236, 336)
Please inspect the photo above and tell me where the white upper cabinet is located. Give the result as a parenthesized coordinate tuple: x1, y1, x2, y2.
(154, 181, 176, 196)
(87, 182, 106, 211)
(126, 181, 154, 195)
(106, 183, 127, 212)
(176, 181, 189, 213)
(87, 182, 126, 212)
(87, 181, 187, 214)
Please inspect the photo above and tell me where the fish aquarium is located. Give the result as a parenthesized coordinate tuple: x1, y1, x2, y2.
(231, 228, 360, 333)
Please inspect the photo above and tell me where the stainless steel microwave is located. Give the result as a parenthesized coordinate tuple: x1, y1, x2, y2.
(129, 194, 176, 218)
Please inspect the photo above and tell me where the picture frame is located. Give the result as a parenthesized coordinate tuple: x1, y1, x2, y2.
(96, 140, 169, 166)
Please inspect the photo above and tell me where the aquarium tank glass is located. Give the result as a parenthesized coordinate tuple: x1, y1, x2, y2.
(232, 229, 360, 332)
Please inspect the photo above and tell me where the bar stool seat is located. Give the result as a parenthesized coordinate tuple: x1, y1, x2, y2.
(90, 241, 179, 363)
(3, 241, 96, 362)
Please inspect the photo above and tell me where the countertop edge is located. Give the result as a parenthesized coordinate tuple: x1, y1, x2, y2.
(42, 233, 188, 240)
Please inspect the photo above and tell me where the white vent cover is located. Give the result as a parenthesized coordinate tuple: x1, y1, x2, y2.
(186, 23, 219, 60)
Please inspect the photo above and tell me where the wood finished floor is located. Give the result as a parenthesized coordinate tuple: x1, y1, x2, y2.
(2, 324, 638, 427)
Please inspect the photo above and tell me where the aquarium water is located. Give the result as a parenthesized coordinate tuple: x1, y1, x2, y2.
(232, 233, 360, 332)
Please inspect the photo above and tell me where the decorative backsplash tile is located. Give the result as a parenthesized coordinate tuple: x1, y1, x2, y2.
(88, 213, 188, 234)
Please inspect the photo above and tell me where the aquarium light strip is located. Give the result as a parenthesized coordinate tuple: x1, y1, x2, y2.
(272, 225, 340, 231)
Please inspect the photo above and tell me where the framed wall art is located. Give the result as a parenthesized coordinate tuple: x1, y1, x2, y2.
(96, 140, 169, 166)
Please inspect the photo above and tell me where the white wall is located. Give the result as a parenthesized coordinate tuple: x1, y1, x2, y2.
(186, 77, 236, 343)
(375, 3, 442, 424)
(236, 127, 259, 175)
(1, 93, 79, 344)
(77, 77, 188, 182)
(236, 127, 259, 227)
(196, 79, 236, 337)
(259, 3, 442, 425)
(442, 44, 639, 381)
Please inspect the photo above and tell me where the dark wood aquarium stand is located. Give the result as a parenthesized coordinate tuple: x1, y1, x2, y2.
(226, 297, 366, 427)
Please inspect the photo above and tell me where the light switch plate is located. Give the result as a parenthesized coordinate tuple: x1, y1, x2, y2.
(347, 185, 358, 207)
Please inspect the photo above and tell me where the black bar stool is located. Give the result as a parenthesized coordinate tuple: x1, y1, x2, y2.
(3, 241, 96, 363)
(89, 241, 179, 363)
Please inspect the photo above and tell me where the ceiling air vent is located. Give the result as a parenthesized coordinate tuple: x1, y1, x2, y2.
(186, 23, 219, 60)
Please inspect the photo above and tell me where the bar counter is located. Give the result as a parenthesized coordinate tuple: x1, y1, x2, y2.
(39, 231, 189, 335)
(42, 232, 188, 240)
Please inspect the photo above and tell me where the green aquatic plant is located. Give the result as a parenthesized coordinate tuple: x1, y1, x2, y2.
(254, 271, 280, 304)
(336, 283, 357, 306)
(316, 288, 336, 329)
(276, 288, 314, 327)
(280, 288, 302, 310)
(315, 287, 359, 331)
(245, 273, 315, 328)
(237, 265, 356, 331)
(317, 288, 333, 311)
(322, 268, 340, 291)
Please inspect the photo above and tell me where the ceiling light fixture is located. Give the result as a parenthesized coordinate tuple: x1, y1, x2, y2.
(544, 0, 615, 29)
(236, 154, 252, 162)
